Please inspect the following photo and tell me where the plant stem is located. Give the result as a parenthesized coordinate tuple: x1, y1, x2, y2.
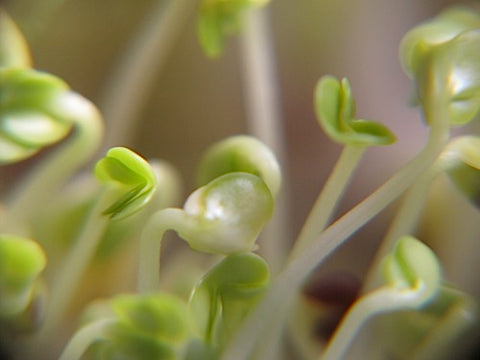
(222, 90, 450, 359)
(289, 145, 365, 261)
(99, 0, 198, 152)
(3, 92, 103, 235)
(58, 318, 116, 360)
(37, 189, 112, 339)
(319, 287, 424, 360)
(137, 208, 185, 293)
(239, 7, 289, 273)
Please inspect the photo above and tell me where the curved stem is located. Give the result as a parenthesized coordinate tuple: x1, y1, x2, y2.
(99, 0, 198, 151)
(137, 208, 185, 294)
(319, 286, 425, 360)
(58, 318, 117, 360)
(239, 7, 288, 272)
(221, 93, 450, 360)
(3, 92, 103, 235)
(289, 145, 365, 261)
(37, 189, 112, 339)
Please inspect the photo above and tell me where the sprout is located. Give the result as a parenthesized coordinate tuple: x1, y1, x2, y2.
(41, 147, 157, 336)
(314, 76, 396, 146)
(138, 172, 273, 293)
(196, 135, 281, 197)
(0, 9, 31, 68)
(59, 293, 188, 360)
(198, 0, 270, 58)
(95, 146, 158, 220)
(320, 236, 442, 360)
(0, 234, 46, 318)
(400, 7, 480, 126)
(188, 253, 269, 347)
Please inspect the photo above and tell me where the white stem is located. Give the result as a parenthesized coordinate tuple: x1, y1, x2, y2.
(3, 93, 103, 235)
(38, 190, 111, 338)
(239, 7, 289, 273)
(221, 99, 450, 359)
(99, 0, 198, 151)
(319, 287, 424, 360)
(58, 318, 116, 360)
(289, 146, 365, 261)
(137, 208, 185, 293)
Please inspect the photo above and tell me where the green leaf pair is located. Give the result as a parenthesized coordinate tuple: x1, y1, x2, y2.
(0, 68, 74, 164)
(95, 147, 158, 220)
(314, 76, 396, 146)
(400, 7, 480, 125)
(198, 0, 269, 58)
(382, 236, 441, 301)
(0, 234, 46, 317)
(188, 253, 269, 347)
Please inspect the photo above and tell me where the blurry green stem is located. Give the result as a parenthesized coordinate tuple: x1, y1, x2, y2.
(240, 7, 289, 273)
(58, 318, 116, 360)
(99, 0, 197, 152)
(4, 93, 103, 235)
(137, 208, 184, 293)
(289, 145, 365, 261)
(222, 86, 450, 360)
(38, 190, 112, 338)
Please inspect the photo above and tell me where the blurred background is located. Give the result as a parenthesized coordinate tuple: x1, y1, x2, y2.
(2, 0, 478, 294)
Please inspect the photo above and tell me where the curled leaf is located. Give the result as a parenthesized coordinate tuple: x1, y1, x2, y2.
(0, 9, 31, 68)
(314, 76, 396, 146)
(198, 0, 269, 58)
(196, 135, 281, 197)
(95, 147, 158, 220)
(0, 234, 46, 317)
(400, 7, 480, 125)
(189, 253, 269, 344)
(180, 172, 273, 254)
(0, 68, 73, 164)
(382, 236, 441, 301)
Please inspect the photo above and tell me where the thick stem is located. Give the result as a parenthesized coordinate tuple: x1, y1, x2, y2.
(37, 190, 112, 338)
(99, 0, 198, 151)
(58, 318, 117, 360)
(239, 7, 289, 273)
(137, 208, 185, 293)
(289, 145, 365, 261)
(3, 93, 103, 235)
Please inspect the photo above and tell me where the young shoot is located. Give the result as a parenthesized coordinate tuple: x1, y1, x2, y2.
(59, 293, 188, 360)
(0, 234, 46, 319)
(137, 172, 273, 293)
(188, 253, 269, 350)
(40, 147, 157, 335)
(290, 75, 395, 260)
(319, 236, 442, 360)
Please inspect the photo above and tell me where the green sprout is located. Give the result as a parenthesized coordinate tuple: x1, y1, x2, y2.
(137, 172, 273, 293)
(0, 9, 31, 68)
